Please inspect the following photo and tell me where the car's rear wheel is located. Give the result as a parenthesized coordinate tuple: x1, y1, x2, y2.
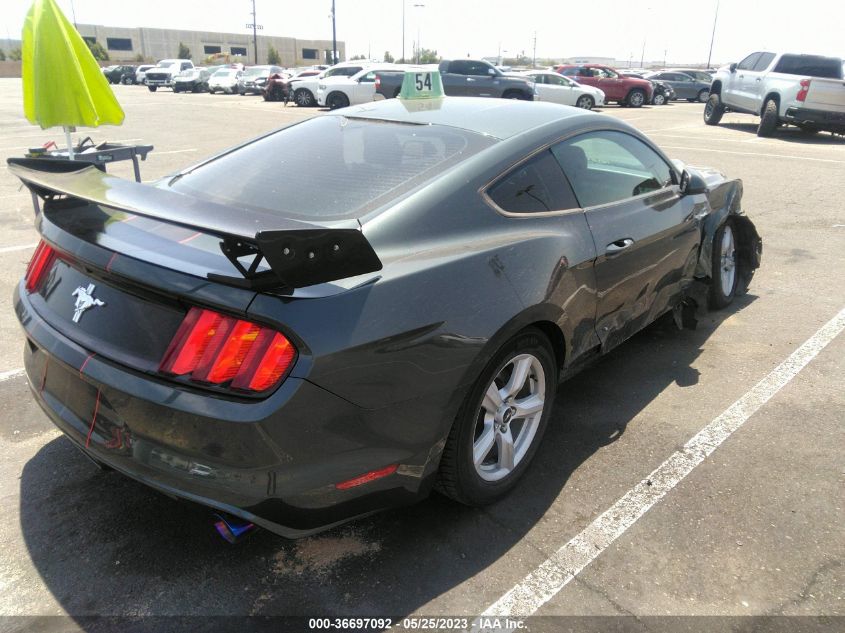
(697, 88, 710, 103)
(121, 76, 132, 85)
(703, 93, 724, 125)
(626, 89, 646, 108)
(503, 90, 528, 100)
(437, 328, 557, 506)
(575, 95, 594, 109)
(327, 92, 350, 110)
(294, 88, 315, 107)
(757, 99, 780, 137)
(710, 221, 738, 308)
(652, 92, 666, 106)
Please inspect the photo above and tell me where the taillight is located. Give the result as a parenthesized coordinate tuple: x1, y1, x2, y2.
(796, 79, 811, 102)
(25, 240, 56, 292)
(159, 307, 296, 393)
(375, 75, 381, 89)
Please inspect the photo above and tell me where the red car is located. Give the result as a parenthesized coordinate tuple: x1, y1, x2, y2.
(554, 64, 653, 107)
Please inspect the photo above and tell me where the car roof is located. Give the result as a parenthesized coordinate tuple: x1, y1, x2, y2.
(334, 97, 593, 140)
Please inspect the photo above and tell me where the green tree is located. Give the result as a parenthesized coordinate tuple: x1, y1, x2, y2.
(383, 51, 394, 63)
(0, 49, 6, 61)
(84, 40, 108, 61)
(8, 47, 21, 61)
(267, 45, 281, 65)
(417, 48, 440, 64)
(177, 42, 190, 59)
(350, 54, 366, 60)
(133, 53, 145, 62)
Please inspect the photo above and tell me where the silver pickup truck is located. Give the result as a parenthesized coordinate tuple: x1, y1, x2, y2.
(704, 52, 845, 137)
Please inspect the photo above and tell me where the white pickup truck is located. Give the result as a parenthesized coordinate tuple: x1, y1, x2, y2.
(704, 52, 845, 137)
(144, 59, 195, 92)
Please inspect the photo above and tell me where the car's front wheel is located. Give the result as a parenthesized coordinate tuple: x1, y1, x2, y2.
(575, 95, 595, 109)
(652, 92, 666, 106)
(703, 93, 724, 125)
(710, 221, 738, 309)
(626, 89, 646, 108)
(148, 86, 157, 92)
(437, 328, 557, 506)
(294, 88, 315, 107)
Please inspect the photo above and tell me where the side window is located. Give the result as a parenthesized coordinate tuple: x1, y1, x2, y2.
(561, 67, 578, 77)
(753, 53, 775, 72)
(181, 63, 191, 71)
(547, 74, 567, 86)
(466, 62, 491, 76)
(487, 150, 579, 214)
(448, 60, 470, 75)
(359, 72, 377, 83)
(737, 52, 762, 71)
(551, 131, 675, 208)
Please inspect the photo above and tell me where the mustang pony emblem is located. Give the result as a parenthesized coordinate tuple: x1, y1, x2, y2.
(71, 284, 105, 323)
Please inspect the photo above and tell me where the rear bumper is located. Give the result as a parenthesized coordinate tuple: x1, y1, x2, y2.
(15, 283, 439, 538)
(783, 106, 845, 132)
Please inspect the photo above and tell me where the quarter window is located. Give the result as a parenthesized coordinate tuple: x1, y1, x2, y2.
(487, 150, 579, 214)
(551, 131, 674, 208)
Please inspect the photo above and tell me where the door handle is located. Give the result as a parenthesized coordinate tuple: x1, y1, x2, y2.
(606, 238, 635, 254)
(755, 77, 761, 82)
(467, 78, 476, 82)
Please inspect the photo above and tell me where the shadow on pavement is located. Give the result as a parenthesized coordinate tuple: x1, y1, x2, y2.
(19, 296, 756, 622)
(719, 122, 845, 144)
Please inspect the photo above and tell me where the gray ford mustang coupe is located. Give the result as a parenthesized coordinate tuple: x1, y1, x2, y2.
(9, 95, 761, 538)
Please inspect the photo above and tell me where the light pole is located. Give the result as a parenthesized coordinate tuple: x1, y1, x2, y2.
(706, 0, 720, 69)
(413, 3, 425, 63)
(402, 1, 405, 63)
(331, 0, 338, 64)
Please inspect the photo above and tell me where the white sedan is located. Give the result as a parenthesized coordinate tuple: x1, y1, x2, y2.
(208, 68, 242, 94)
(316, 66, 402, 109)
(520, 71, 605, 109)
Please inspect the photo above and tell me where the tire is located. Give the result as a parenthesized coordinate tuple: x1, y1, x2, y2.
(148, 86, 157, 92)
(797, 125, 820, 136)
(121, 76, 132, 85)
(697, 88, 709, 103)
(575, 95, 594, 109)
(757, 99, 780, 137)
(709, 221, 738, 309)
(437, 328, 558, 506)
(502, 90, 527, 100)
(626, 89, 646, 108)
(294, 88, 315, 107)
(326, 92, 350, 110)
(393, 87, 401, 99)
(703, 93, 724, 125)
(652, 93, 666, 106)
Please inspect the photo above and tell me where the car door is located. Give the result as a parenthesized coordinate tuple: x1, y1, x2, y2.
(744, 52, 776, 108)
(353, 70, 379, 104)
(543, 73, 578, 105)
(593, 67, 625, 101)
(465, 61, 497, 97)
(725, 52, 762, 111)
(444, 60, 470, 95)
(661, 72, 692, 99)
(551, 130, 700, 350)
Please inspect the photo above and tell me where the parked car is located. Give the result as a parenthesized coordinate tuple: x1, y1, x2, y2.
(145, 59, 194, 92)
(134, 64, 155, 85)
(666, 68, 715, 83)
(624, 73, 676, 105)
(317, 66, 401, 109)
(173, 68, 211, 93)
(238, 65, 284, 95)
(375, 60, 535, 101)
(705, 51, 845, 136)
(289, 62, 372, 107)
(555, 64, 653, 107)
(208, 68, 243, 94)
(518, 71, 604, 109)
(9, 89, 760, 539)
(101, 65, 135, 85)
(645, 71, 711, 102)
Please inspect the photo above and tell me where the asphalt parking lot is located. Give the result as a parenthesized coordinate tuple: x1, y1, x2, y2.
(0, 80, 842, 631)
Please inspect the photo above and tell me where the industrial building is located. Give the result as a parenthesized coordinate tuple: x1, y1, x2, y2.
(72, 24, 344, 67)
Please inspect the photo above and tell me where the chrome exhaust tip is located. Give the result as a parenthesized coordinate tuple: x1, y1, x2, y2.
(213, 513, 257, 544)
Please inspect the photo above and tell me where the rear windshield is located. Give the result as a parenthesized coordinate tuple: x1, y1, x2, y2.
(166, 116, 495, 220)
(773, 55, 843, 79)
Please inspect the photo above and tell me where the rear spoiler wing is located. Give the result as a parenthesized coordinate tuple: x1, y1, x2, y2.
(7, 158, 382, 291)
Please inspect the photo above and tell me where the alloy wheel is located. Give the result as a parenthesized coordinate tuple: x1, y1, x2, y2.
(719, 225, 736, 296)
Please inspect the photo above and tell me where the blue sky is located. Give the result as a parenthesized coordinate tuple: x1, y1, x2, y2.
(2, 0, 843, 66)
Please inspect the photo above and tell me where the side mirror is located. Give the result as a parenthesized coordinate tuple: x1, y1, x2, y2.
(680, 169, 708, 196)
(729, 63, 737, 73)
(488, 68, 496, 76)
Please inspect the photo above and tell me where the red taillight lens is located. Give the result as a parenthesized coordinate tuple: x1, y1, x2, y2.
(159, 308, 296, 393)
(797, 78, 811, 102)
(25, 240, 56, 292)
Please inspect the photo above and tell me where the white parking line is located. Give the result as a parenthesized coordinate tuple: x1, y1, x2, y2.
(659, 145, 845, 164)
(0, 368, 25, 383)
(475, 306, 845, 626)
(154, 149, 197, 155)
(0, 243, 37, 254)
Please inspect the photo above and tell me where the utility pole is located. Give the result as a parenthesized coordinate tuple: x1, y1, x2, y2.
(250, 0, 258, 64)
(532, 31, 537, 69)
(402, 1, 405, 63)
(331, 0, 338, 64)
(706, 0, 720, 69)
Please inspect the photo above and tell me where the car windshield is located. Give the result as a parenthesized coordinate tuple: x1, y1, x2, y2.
(166, 116, 496, 220)
(243, 68, 267, 77)
(213, 69, 237, 78)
